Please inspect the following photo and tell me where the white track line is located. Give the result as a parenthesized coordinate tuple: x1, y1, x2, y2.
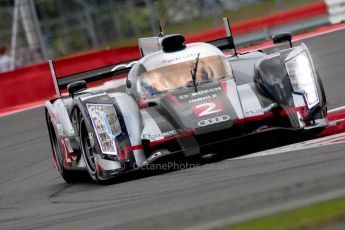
(0, 103, 45, 118)
(230, 132, 345, 161)
(296, 24, 345, 42)
(329, 105, 345, 113)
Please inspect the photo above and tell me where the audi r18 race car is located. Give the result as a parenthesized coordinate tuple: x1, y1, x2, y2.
(45, 18, 327, 183)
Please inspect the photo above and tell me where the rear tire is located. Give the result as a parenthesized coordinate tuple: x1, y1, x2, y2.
(47, 114, 87, 183)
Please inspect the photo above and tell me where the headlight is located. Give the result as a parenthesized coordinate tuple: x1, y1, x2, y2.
(86, 104, 122, 155)
(285, 52, 319, 109)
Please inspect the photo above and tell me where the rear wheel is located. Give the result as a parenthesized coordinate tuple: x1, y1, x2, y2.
(47, 115, 86, 183)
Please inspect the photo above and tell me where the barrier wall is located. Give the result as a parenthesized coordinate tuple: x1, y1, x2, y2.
(0, 47, 139, 110)
(186, 2, 327, 43)
(325, 0, 345, 24)
(0, 2, 327, 113)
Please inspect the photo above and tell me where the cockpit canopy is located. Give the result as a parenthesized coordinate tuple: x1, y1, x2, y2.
(127, 42, 233, 100)
(137, 55, 232, 99)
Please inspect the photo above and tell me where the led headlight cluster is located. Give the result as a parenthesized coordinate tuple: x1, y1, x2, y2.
(86, 104, 122, 155)
(285, 52, 319, 109)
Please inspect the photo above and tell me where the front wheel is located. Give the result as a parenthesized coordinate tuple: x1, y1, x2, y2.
(316, 72, 327, 118)
(80, 118, 99, 182)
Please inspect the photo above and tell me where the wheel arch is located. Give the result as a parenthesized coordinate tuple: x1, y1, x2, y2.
(75, 93, 141, 181)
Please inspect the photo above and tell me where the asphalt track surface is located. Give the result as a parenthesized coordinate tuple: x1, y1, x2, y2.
(1, 29, 345, 230)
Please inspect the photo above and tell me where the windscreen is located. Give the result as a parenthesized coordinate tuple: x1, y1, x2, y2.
(137, 55, 232, 98)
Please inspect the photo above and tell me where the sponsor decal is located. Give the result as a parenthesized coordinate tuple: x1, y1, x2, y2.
(143, 130, 177, 140)
(189, 94, 217, 103)
(191, 87, 222, 97)
(179, 87, 222, 100)
(245, 103, 278, 116)
(56, 124, 64, 136)
(161, 53, 198, 64)
(197, 115, 231, 127)
(162, 130, 177, 137)
(64, 138, 74, 153)
(179, 94, 189, 100)
(193, 100, 224, 117)
(59, 138, 75, 164)
(263, 103, 278, 113)
(245, 109, 263, 116)
(146, 151, 163, 163)
(142, 133, 160, 139)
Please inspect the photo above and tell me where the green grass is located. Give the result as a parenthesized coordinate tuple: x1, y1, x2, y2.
(106, 0, 321, 48)
(164, 0, 321, 34)
(215, 196, 345, 230)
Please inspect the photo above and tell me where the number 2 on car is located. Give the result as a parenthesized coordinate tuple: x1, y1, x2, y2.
(192, 100, 224, 117)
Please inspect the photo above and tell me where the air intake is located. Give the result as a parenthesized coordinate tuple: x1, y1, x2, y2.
(161, 34, 186, 52)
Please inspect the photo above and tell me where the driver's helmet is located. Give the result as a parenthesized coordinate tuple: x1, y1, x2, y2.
(140, 80, 158, 96)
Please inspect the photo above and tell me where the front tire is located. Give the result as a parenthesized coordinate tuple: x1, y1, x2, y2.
(317, 72, 327, 117)
(80, 118, 99, 182)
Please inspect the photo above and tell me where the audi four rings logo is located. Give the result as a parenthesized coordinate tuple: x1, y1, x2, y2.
(197, 115, 231, 127)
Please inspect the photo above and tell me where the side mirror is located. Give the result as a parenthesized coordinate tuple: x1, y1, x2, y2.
(272, 32, 292, 48)
(67, 80, 87, 98)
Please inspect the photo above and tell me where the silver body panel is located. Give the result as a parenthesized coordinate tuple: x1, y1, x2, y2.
(45, 39, 327, 180)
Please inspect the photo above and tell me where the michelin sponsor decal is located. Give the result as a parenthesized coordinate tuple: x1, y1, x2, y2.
(142, 130, 177, 140)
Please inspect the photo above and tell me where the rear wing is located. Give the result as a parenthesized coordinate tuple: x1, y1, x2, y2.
(208, 18, 237, 55)
(138, 18, 237, 57)
(49, 17, 237, 98)
(48, 59, 138, 98)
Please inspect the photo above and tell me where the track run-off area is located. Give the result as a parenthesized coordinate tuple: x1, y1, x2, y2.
(1, 28, 345, 230)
